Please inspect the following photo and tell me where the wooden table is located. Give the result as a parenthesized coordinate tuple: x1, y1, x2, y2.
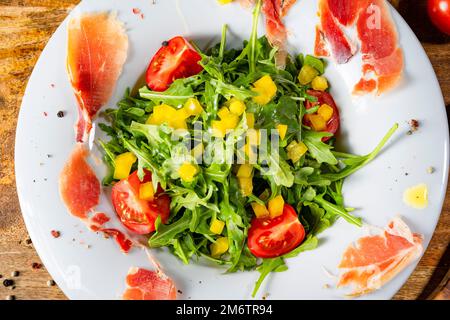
(0, 0, 448, 300)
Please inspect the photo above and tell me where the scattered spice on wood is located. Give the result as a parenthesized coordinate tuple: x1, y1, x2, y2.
(6, 295, 15, 300)
(11, 271, 19, 277)
(9, 286, 15, 290)
(51, 230, 61, 238)
(0, 274, 2, 278)
(25, 238, 32, 245)
(31, 262, 43, 270)
(57, 110, 65, 118)
(47, 280, 56, 287)
(3, 279, 14, 287)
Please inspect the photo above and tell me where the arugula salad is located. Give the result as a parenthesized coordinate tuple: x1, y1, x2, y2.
(99, 1, 397, 296)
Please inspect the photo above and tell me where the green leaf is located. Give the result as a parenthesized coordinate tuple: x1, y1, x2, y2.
(139, 79, 195, 106)
(304, 55, 325, 74)
(252, 257, 286, 297)
(303, 130, 338, 165)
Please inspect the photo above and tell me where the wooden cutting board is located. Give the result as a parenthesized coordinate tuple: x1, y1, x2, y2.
(0, 0, 449, 300)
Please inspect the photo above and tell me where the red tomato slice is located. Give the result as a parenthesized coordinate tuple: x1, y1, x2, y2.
(146, 36, 203, 92)
(304, 90, 340, 142)
(111, 170, 170, 235)
(248, 204, 306, 258)
(428, 0, 450, 35)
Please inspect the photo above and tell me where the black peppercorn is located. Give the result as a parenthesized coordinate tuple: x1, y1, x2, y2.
(3, 279, 14, 287)
(57, 111, 65, 118)
(162, 40, 169, 47)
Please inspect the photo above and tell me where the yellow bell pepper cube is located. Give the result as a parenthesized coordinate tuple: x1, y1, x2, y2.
(114, 152, 137, 180)
(286, 141, 308, 163)
(251, 202, 270, 219)
(268, 195, 285, 218)
(246, 113, 255, 129)
(210, 218, 225, 235)
(229, 98, 246, 116)
(238, 177, 253, 196)
(252, 75, 277, 105)
(153, 104, 176, 121)
(317, 104, 334, 122)
(183, 98, 203, 116)
(247, 129, 261, 146)
(210, 237, 229, 257)
(217, 0, 233, 4)
(276, 124, 288, 140)
(311, 76, 329, 91)
(178, 163, 198, 182)
(298, 65, 319, 85)
(222, 113, 239, 130)
(217, 107, 230, 120)
(212, 120, 227, 138)
(237, 164, 253, 178)
(139, 182, 155, 201)
(169, 117, 188, 130)
(309, 114, 327, 131)
(146, 115, 159, 125)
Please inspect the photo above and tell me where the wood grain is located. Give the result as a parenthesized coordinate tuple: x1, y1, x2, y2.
(0, 0, 449, 300)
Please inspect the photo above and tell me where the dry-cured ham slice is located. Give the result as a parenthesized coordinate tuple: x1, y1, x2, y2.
(59, 144, 100, 218)
(337, 217, 423, 296)
(354, 0, 403, 95)
(316, 0, 356, 64)
(67, 13, 128, 142)
(326, 0, 363, 26)
(122, 267, 177, 300)
(262, 0, 289, 68)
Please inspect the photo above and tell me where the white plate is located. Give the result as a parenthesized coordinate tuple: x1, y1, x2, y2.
(15, 0, 449, 300)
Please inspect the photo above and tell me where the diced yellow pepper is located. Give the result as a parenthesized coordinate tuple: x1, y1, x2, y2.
(268, 195, 285, 218)
(183, 98, 203, 116)
(239, 177, 253, 196)
(247, 129, 261, 146)
(222, 113, 239, 130)
(217, 0, 233, 4)
(286, 141, 308, 163)
(139, 182, 155, 201)
(146, 115, 159, 125)
(311, 76, 329, 91)
(237, 164, 253, 178)
(246, 113, 255, 129)
(251, 202, 270, 219)
(210, 237, 229, 257)
(309, 114, 327, 131)
(317, 104, 334, 122)
(153, 104, 177, 120)
(217, 107, 230, 120)
(114, 152, 137, 180)
(210, 218, 225, 235)
(178, 163, 198, 182)
(276, 124, 288, 140)
(229, 98, 246, 116)
(169, 117, 188, 130)
(212, 120, 227, 138)
(298, 65, 319, 85)
(191, 143, 204, 160)
(252, 75, 277, 105)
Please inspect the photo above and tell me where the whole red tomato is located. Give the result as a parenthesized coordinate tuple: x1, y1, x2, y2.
(428, 0, 450, 35)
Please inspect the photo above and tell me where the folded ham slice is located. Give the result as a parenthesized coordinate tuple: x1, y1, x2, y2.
(67, 13, 128, 142)
(122, 267, 177, 300)
(338, 217, 423, 296)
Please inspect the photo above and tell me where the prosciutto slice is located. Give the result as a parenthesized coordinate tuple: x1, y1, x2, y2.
(337, 217, 423, 296)
(122, 267, 177, 300)
(59, 144, 100, 218)
(354, 0, 404, 95)
(67, 13, 128, 142)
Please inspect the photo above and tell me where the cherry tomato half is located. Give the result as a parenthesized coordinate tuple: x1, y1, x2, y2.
(111, 170, 170, 235)
(248, 204, 306, 259)
(146, 36, 203, 92)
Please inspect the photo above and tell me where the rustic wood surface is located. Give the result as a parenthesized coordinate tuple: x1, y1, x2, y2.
(0, 0, 448, 300)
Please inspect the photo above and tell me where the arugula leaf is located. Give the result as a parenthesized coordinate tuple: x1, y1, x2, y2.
(303, 130, 338, 165)
(252, 257, 286, 297)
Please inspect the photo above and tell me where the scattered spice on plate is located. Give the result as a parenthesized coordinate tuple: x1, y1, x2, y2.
(162, 40, 169, 47)
(31, 262, 43, 270)
(43, 112, 48, 117)
(11, 271, 19, 277)
(323, 284, 330, 289)
(132, 8, 141, 14)
(177, 289, 183, 294)
(46, 154, 52, 158)
(407, 119, 419, 135)
(3, 279, 14, 287)
(47, 280, 56, 287)
(6, 295, 15, 300)
(51, 230, 61, 238)
(50, 84, 55, 88)
(427, 166, 435, 174)
(57, 110, 65, 118)
(405, 172, 409, 176)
